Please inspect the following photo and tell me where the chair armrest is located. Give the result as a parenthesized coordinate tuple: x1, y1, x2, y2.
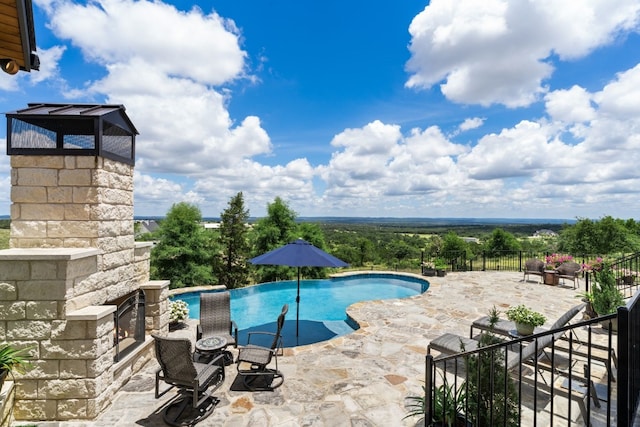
(196, 324, 202, 341)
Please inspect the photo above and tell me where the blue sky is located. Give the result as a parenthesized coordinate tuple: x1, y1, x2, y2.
(1, 0, 640, 219)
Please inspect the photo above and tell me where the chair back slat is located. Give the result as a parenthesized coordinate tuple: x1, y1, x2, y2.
(200, 292, 231, 336)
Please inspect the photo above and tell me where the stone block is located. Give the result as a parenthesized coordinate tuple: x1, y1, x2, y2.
(48, 220, 99, 239)
(61, 238, 92, 248)
(0, 261, 29, 280)
(66, 256, 98, 281)
(64, 204, 91, 221)
(20, 203, 65, 220)
(26, 301, 59, 320)
(0, 282, 17, 300)
(12, 155, 64, 169)
(11, 186, 47, 203)
(18, 280, 69, 301)
(12, 398, 57, 420)
(0, 302, 26, 320)
(57, 398, 88, 420)
(87, 352, 114, 378)
(16, 168, 58, 186)
(6, 320, 51, 340)
(47, 186, 73, 204)
(39, 378, 92, 399)
(75, 156, 99, 169)
(21, 359, 59, 380)
(73, 186, 98, 204)
(30, 261, 59, 280)
(40, 339, 100, 359)
(60, 360, 88, 379)
(14, 379, 37, 399)
(51, 320, 87, 340)
(58, 169, 91, 186)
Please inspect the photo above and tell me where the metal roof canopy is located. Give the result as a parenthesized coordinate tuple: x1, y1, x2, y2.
(6, 103, 138, 165)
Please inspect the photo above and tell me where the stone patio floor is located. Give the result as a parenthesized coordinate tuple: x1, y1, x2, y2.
(20, 271, 619, 426)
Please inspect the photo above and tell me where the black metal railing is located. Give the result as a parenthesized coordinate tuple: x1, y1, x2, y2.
(424, 294, 640, 426)
(617, 290, 640, 426)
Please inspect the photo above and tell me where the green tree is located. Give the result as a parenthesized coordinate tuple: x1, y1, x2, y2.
(559, 216, 637, 255)
(151, 202, 214, 289)
(216, 192, 251, 289)
(251, 197, 299, 283)
(484, 228, 521, 256)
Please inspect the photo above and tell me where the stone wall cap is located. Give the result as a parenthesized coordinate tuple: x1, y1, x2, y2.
(67, 305, 116, 320)
(0, 247, 101, 260)
(140, 280, 170, 290)
(135, 241, 154, 249)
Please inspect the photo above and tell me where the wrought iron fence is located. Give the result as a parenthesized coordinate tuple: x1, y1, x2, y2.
(423, 297, 640, 426)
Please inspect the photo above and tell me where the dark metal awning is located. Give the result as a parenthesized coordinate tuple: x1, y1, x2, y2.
(6, 103, 139, 165)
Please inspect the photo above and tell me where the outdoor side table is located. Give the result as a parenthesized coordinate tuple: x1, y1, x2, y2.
(543, 270, 559, 286)
(195, 336, 230, 365)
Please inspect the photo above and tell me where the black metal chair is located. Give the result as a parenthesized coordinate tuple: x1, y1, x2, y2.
(152, 334, 225, 426)
(236, 304, 288, 390)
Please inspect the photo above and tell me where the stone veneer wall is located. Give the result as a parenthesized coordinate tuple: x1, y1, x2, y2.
(0, 155, 170, 421)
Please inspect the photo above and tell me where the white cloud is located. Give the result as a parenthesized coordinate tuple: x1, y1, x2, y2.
(545, 85, 596, 123)
(458, 117, 484, 132)
(45, 0, 246, 85)
(406, 0, 640, 107)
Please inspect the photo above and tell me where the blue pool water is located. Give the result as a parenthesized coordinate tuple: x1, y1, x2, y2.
(171, 273, 429, 346)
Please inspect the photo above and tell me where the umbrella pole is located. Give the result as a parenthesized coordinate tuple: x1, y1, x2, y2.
(296, 267, 300, 336)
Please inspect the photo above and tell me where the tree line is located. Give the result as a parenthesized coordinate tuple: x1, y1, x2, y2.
(141, 193, 640, 289)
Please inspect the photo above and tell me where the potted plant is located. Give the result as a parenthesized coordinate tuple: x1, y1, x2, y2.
(403, 374, 469, 427)
(0, 343, 32, 389)
(422, 261, 436, 277)
(435, 259, 447, 277)
(505, 304, 546, 335)
(591, 265, 625, 331)
(169, 299, 189, 330)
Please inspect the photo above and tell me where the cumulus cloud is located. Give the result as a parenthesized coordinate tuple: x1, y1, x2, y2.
(406, 0, 640, 107)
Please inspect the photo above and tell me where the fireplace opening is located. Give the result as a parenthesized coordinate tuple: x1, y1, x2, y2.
(111, 290, 145, 362)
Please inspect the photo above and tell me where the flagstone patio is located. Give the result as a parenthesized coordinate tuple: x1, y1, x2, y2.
(24, 271, 610, 426)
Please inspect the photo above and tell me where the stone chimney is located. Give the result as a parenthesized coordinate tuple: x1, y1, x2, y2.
(0, 104, 170, 422)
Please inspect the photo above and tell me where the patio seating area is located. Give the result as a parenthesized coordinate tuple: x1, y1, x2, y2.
(53, 271, 618, 426)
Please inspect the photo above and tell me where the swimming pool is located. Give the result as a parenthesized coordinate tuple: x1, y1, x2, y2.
(171, 273, 429, 346)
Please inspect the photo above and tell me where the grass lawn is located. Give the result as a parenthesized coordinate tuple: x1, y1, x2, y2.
(0, 229, 8, 249)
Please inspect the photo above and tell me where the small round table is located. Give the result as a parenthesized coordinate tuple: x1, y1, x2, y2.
(195, 336, 228, 364)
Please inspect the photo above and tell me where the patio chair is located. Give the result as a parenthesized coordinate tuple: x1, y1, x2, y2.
(523, 258, 545, 283)
(152, 334, 225, 427)
(236, 304, 288, 390)
(197, 291, 238, 348)
(556, 261, 582, 288)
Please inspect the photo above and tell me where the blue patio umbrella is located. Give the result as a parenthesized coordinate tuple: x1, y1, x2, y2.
(249, 238, 349, 336)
